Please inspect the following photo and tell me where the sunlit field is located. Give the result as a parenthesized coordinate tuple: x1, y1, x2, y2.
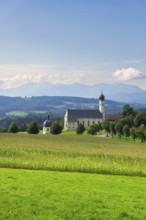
(0, 133, 146, 176)
(1, 133, 146, 219)
(1, 168, 146, 220)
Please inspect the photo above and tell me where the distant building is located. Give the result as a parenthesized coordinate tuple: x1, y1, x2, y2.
(43, 115, 51, 134)
(64, 93, 105, 131)
(106, 114, 122, 121)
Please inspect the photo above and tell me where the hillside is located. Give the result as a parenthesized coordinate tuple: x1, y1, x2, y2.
(0, 96, 121, 115)
(0, 96, 145, 117)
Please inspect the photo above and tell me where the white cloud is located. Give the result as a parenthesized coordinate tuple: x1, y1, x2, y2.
(113, 67, 145, 81)
(0, 64, 110, 88)
(0, 64, 75, 88)
(0, 64, 145, 90)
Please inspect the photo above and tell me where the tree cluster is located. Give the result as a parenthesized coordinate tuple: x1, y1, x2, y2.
(102, 104, 146, 142)
(7, 121, 40, 134)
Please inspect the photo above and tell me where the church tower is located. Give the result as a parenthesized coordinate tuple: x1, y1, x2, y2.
(99, 92, 105, 121)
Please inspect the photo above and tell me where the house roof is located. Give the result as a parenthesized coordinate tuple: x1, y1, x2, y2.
(67, 109, 103, 122)
(106, 114, 122, 121)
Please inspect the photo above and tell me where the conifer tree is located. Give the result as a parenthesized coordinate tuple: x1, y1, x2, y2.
(8, 122, 19, 133)
(27, 121, 39, 134)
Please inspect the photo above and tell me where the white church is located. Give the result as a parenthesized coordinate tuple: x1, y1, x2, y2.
(64, 93, 105, 131)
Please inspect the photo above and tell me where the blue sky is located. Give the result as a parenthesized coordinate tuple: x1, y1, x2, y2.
(0, 0, 146, 89)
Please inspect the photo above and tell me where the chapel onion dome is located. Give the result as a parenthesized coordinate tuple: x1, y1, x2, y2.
(99, 93, 105, 101)
(43, 116, 51, 127)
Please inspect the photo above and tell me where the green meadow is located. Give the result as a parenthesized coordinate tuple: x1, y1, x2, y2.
(1, 168, 146, 220)
(6, 111, 28, 117)
(5, 110, 48, 117)
(0, 133, 146, 219)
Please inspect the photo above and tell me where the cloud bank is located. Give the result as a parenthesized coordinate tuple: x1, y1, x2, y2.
(113, 67, 145, 81)
(0, 64, 108, 88)
(0, 64, 145, 89)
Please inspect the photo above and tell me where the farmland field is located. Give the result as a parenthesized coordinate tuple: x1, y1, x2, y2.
(6, 111, 28, 117)
(0, 133, 146, 176)
(0, 133, 146, 220)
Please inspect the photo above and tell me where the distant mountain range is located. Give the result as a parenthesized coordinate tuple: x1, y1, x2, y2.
(0, 82, 146, 104)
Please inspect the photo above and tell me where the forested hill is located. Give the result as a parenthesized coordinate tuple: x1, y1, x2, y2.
(0, 96, 145, 116)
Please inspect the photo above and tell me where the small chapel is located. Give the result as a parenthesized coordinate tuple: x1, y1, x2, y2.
(43, 115, 51, 134)
(64, 93, 105, 131)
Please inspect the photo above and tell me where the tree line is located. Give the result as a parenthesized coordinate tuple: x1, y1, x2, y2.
(7, 121, 62, 135)
(76, 104, 146, 142)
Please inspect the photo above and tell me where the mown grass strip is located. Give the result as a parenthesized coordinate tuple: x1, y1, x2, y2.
(1, 168, 146, 220)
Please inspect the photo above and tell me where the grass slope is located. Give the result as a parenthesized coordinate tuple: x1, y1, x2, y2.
(1, 168, 146, 220)
(0, 133, 146, 176)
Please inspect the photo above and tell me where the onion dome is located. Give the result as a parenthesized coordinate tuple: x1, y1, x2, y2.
(43, 116, 51, 127)
(99, 92, 105, 101)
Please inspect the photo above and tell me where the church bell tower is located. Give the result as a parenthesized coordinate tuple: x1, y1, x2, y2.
(99, 92, 105, 121)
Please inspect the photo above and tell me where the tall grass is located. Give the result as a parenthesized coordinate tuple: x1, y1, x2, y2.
(0, 133, 146, 176)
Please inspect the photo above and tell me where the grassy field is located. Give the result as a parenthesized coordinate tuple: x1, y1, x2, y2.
(5, 110, 48, 117)
(1, 168, 146, 220)
(0, 133, 146, 176)
(1, 134, 146, 219)
(6, 111, 28, 117)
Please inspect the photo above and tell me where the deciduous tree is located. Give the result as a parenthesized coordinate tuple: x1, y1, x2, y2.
(130, 127, 136, 141)
(109, 122, 116, 138)
(135, 124, 146, 143)
(115, 121, 123, 139)
(123, 125, 130, 140)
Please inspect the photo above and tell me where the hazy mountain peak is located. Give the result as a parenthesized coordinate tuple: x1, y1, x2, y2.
(0, 82, 145, 104)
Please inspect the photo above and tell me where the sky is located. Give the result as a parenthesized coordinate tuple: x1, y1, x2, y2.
(0, 0, 146, 90)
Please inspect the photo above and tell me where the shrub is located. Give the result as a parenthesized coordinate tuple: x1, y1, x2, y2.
(87, 125, 97, 135)
(90, 124, 101, 133)
(50, 121, 62, 135)
(76, 124, 85, 135)
(8, 122, 19, 133)
(27, 121, 39, 134)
